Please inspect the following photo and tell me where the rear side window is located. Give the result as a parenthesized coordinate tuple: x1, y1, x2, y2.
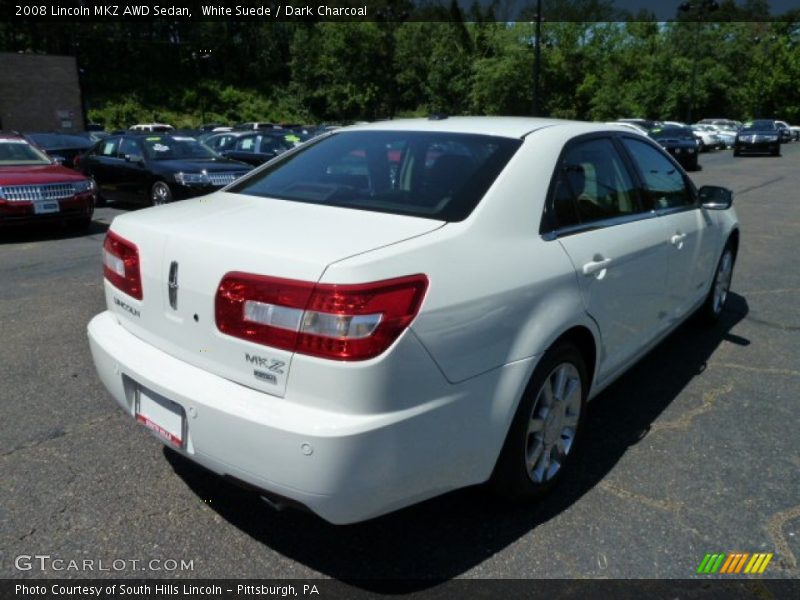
(551, 137, 640, 228)
(208, 135, 234, 150)
(621, 137, 693, 210)
(97, 137, 119, 157)
(229, 131, 521, 221)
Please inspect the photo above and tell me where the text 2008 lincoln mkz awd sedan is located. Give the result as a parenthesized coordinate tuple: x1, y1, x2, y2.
(88, 118, 739, 524)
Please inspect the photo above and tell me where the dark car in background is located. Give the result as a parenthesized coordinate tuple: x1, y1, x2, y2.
(203, 131, 293, 166)
(0, 133, 96, 230)
(24, 132, 94, 168)
(616, 118, 663, 132)
(79, 133, 252, 206)
(648, 126, 699, 170)
(734, 120, 781, 156)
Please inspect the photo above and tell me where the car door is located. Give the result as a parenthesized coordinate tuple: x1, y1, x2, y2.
(546, 135, 670, 384)
(224, 134, 261, 166)
(620, 136, 720, 322)
(84, 136, 121, 200)
(255, 135, 288, 164)
(116, 137, 151, 204)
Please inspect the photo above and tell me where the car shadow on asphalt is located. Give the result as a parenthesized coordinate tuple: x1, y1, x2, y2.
(0, 219, 108, 244)
(100, 200, 148, 212)
(165, 292, 749, 589)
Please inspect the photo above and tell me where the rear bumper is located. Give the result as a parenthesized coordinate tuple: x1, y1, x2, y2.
(87, 311, 532, 524)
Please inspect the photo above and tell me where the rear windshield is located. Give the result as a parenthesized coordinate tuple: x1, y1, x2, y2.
(228, 130, 521, 221)
(650, 127, 696, 141)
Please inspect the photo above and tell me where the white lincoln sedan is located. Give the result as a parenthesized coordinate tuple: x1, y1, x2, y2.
(88, 117, 739, 524)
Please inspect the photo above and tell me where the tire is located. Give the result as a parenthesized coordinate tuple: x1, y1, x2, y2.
(697, 242, 735, 326)
(491, 341, 588, 501)
(733, 148, 740, 157)
(770, 147, 780, 157)
(150, 181, 173, 206)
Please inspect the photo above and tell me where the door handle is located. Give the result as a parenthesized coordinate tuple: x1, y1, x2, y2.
(670, 233, 687, 246)
(582, 257, 613, 276)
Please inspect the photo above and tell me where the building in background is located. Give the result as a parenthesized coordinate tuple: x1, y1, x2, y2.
(0, 52, 85, 132)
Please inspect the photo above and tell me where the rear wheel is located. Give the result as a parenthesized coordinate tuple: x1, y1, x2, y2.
(491, 342, 588, 501)
(733, 148, 740, 157)
(150, 181, 173, 206)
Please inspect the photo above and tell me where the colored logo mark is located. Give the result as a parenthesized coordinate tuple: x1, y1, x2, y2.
(697, 553, 773, 574)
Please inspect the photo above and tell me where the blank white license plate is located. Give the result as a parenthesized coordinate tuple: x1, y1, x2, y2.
(33, 200, 60, 214)
(135, 386, 185, 448)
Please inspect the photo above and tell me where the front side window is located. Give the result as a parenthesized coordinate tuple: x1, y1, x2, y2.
(118, 138, 143, 158)
(550, 137, 641, 228)
(260, 136, 292, 154)
(229, 131, 521, 221)
(621, 137, 693, 210)
(208, 135, 234, 150)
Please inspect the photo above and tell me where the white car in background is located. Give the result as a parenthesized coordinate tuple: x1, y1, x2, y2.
(695, 123, 736, 148)
(128, 123, 175, 133)
(88, 117, 740, 524)
(691, 124, 726, 151)
(605, 121, 648, 135)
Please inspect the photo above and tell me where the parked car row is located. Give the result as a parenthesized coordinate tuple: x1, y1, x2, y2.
(2, 113, 794, 231)
(616, 119, 800, 159)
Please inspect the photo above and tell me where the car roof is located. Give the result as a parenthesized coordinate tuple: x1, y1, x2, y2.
(340, 117, 622, 139)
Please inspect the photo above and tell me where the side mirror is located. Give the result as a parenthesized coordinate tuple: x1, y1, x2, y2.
(51, 155, 65, 165)
(699, 185, 733, 210)
(125, 154, 144, 164)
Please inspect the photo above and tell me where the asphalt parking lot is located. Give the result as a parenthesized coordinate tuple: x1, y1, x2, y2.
(1, 145, 798, 584)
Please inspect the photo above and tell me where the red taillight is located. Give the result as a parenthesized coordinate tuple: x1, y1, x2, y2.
(103, 231, 142, 300)
(215, 273, 428, 361)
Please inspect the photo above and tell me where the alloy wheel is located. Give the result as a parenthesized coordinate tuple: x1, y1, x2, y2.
(151, 182, 172, 206)
(712, 250, 733, 315)
(525, 363, 582, 483)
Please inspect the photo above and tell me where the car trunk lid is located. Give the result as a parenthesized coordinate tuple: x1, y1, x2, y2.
(106, 192, 443, 397)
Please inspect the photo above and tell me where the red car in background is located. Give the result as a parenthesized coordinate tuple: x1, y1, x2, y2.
(0, 134, 96, 231)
